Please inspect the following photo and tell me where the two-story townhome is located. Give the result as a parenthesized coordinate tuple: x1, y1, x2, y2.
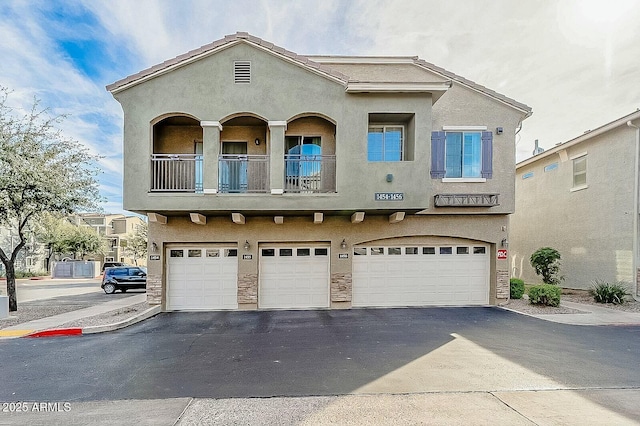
(107, 32, 531, 311)
(67, 213, 147, 266)
(510, 110, 640, 298)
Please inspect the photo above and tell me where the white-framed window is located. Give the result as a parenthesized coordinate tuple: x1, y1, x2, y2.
(368, 125, 404, 162)
(431, 129, 492, 180)
(572, 155, 587, 189)
(445, 132, 482, 178)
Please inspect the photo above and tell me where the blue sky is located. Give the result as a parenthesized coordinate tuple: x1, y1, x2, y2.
(2, 0, 640, 214)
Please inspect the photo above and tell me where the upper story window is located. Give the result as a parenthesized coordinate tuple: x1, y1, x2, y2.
(367, 113, 415, 162)
(445, 132, 482, 178)
(367, 126, 403, 161)
(431, 129, 493, 180)
(544, 162, 558, 172)
(572, 154, 587, 189)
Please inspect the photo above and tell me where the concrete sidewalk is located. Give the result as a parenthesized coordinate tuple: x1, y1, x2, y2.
(0, 294, 159, 338)
(502, 300, 640, 326)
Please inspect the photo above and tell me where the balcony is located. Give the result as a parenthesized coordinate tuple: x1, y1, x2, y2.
(151, 154, 202, 192)
(218, 155, 270, 193)
(285, 155, 336, 193)
(150, 154, 335, 194)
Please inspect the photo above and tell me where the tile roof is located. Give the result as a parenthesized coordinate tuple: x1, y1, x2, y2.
(107, 32, 531, 115)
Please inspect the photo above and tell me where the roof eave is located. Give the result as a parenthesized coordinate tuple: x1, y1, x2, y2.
(517, 110, 640, 169)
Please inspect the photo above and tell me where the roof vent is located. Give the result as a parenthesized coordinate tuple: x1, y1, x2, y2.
(234, 61, 251, 84)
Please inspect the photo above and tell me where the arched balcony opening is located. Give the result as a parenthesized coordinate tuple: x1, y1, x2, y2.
(218, 115, 269, 193)
(151, 115, 203, 192)
(284, 115, 337, 193)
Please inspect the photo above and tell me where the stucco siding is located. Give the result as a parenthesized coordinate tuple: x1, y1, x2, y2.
(147, 214, 509, 309)
(510, 125, 636, 289)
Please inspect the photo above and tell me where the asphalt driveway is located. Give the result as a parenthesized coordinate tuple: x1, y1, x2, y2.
(2, 307, 640, 403)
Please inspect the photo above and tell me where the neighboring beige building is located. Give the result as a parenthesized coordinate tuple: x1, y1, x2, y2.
(107, 32, 531, 311)
(68, 213, 147, 266)
(510, 110, 640, 297)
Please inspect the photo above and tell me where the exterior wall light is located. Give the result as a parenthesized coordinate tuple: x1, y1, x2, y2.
(244, 240, 251, 250)
(340, 239, 347, 249)
(501, 238, 508, 248)
(255, 138, 260, 145)
(151, 242, 158, 253)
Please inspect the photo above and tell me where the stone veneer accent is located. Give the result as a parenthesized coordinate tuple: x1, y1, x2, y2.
(146, 274, 162, 305)
(496, 270, 510, 299)
(331, 272, 352, 302)
(238, 273, 258, 304)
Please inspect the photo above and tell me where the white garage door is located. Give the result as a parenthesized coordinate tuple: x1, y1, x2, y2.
(353, 245, 489, 307)
(166, 247, 238, 310)
(259, 246, 330, 309)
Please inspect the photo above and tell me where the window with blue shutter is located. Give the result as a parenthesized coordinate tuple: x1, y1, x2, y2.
(430, 131, 446, 178)
(431, 130, 493, 179)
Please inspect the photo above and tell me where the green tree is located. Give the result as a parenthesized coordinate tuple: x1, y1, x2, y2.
(62, 226, 104, 259)
(122, 222, 148, 265)
(33, 213, 72, 271)
(530, 247, 562, 285)
(0, 88, 101, 311)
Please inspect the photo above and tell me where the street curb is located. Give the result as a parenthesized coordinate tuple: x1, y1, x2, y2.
(25, 328, 83, 338)
(19, 305, 162, 338)
(82, 305, 162, 334)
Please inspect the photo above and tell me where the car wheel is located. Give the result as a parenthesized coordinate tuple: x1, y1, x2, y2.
(103, 283, 117, 294)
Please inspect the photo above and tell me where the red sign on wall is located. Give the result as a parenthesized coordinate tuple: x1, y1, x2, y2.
(497, 249, 508, 260)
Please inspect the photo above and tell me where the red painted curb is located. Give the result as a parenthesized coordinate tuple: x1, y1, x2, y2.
(24, 328, 83, 338)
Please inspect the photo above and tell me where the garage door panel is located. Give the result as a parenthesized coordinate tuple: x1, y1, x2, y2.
(353, 245, 489, 307)
(166, 247, 238, 310)
(259, 246, 330, 309)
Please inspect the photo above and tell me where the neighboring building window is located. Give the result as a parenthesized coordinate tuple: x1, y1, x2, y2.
(522, 172, 534, 179)
(544, 163, 558, 172)
(573, 155, 587, 188)
(368, 126, 404, 161)
(431, 131, 493, 179)
(234, 61, 251, 84)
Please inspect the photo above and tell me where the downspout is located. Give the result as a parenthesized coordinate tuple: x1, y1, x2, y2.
(627, 120, 640, 300)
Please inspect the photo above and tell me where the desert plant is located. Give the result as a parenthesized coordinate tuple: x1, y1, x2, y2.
(528, 284, 561, 307)
(530, 247, 562, 284)
(510, 278, 525, 299)
(589, 280, 629, 305)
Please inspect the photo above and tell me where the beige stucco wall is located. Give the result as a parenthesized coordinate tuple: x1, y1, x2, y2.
(113, 42, 525, 215)
(147, 213, 510, 309)
(510, 125, 637, 289)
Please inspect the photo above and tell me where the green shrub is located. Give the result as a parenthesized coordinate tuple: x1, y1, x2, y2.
(530, 247, 562, 284)
(510, 278, 525, 299)
(14, 270, 48, 279)
(589, 280, 629, 304)
(528, 284, 561, 307)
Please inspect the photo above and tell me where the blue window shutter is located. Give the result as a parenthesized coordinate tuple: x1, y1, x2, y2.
(431, 131, 446, 178)
(481, 131, 493, 179)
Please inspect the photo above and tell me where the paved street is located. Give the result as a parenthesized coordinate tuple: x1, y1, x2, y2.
(1, 307, 640, 425)
(0, 278, 104, 303)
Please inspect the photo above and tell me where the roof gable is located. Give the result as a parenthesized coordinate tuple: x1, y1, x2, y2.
(107, 32, 531, 116)
(107, 32, 350, 93)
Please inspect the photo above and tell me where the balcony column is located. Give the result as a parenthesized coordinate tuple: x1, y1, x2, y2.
(268, 121, 287, 194)
(201, 121, 222, 194)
